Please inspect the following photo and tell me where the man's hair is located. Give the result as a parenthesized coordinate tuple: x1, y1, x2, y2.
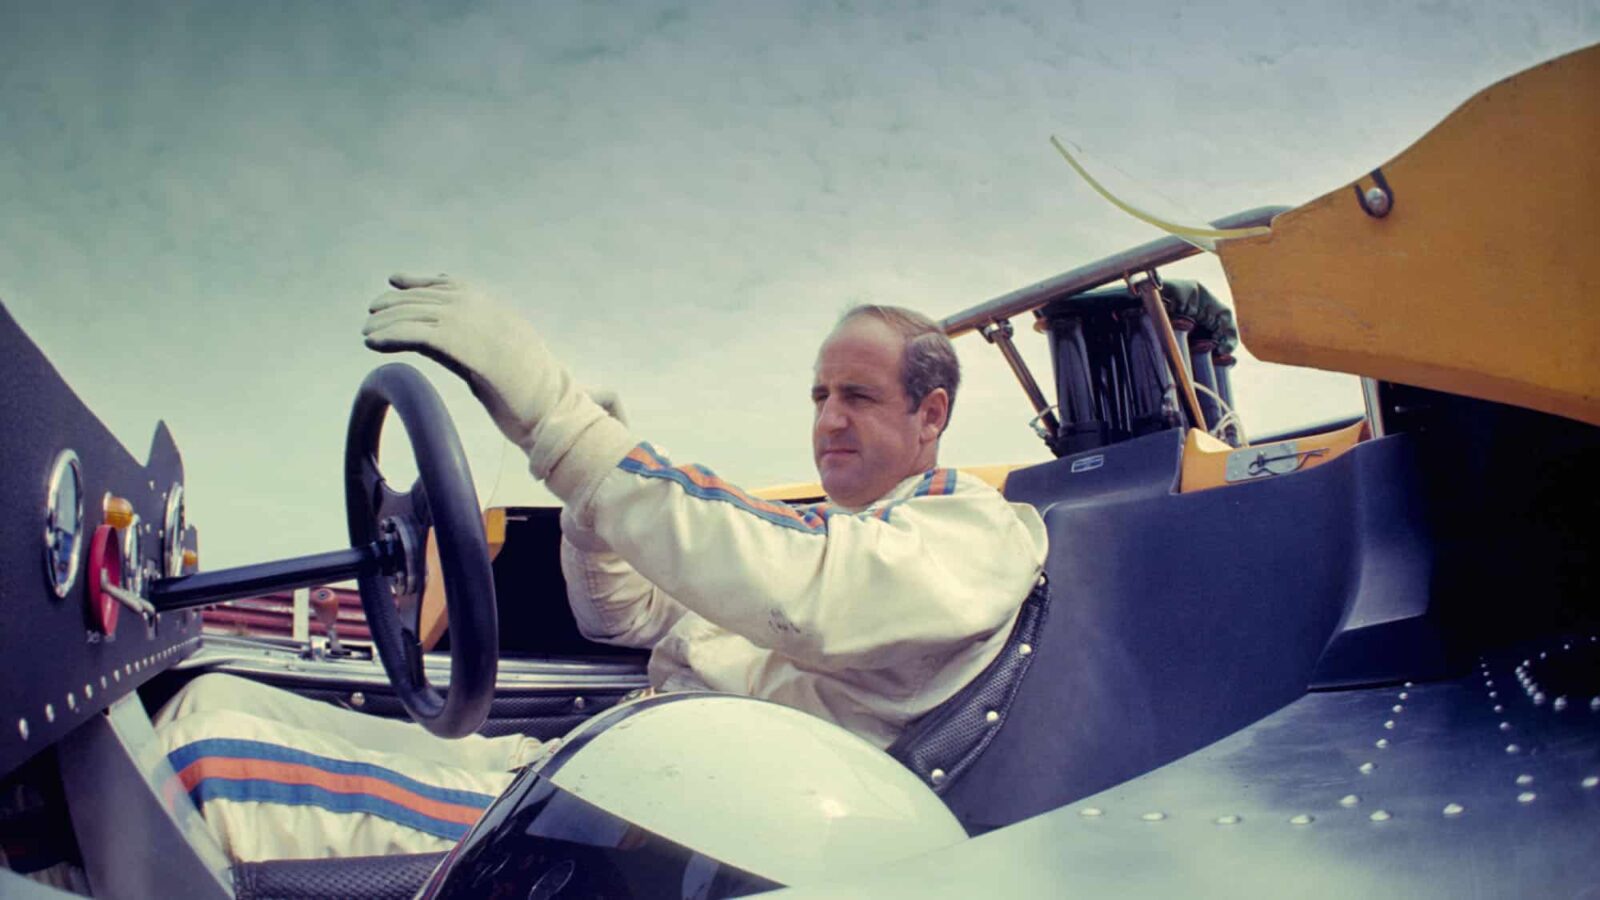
(837, 304, 961, 431)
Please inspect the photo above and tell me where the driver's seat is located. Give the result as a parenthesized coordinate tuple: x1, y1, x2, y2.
(885, 576, 1050, 799)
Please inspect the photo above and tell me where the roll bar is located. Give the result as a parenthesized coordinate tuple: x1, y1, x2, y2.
(938, 207, 1288, 338)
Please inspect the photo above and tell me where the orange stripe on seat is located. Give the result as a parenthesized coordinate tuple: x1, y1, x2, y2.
(175, 758, 485, 826)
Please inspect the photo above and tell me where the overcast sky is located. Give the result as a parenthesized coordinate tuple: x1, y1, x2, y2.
(2, 1, 1594, 569)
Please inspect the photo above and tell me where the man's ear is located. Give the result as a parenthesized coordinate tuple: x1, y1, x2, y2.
(917, 388, 951, 442)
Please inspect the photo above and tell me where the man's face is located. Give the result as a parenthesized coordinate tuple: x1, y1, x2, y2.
(811, 316, 945, 508)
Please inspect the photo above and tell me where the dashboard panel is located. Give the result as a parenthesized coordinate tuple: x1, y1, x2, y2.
(0, 302, 203, 777)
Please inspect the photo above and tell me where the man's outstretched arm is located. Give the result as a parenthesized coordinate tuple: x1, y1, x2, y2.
(364, 277, 1045, 673)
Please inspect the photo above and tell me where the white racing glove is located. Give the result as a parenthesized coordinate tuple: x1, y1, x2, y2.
(362, 275, 635, 514)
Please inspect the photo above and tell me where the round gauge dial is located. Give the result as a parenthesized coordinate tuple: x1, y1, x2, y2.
(121, 513, 143, 595)
(162, 483, 186, 577)
(44, 450, 85, 598)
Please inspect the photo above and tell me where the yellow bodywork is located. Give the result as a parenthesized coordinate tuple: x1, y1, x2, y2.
(753, 463, 1020, 502)
(1219, 43, 1600, 426)
(1178, 420, 1368, 494)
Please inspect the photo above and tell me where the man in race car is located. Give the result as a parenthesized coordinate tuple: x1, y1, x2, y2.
(155, 275, 1046, 861)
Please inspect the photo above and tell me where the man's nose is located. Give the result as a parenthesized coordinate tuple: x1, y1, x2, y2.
(815, 397, 849, 432)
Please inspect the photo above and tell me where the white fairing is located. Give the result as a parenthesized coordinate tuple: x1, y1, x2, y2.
(543, 693, 967, 886)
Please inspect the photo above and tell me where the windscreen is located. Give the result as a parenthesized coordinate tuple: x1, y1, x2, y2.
(420, 771, 778, 899)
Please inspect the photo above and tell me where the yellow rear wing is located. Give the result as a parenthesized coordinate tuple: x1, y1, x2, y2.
(1219, 44, 1600, 426)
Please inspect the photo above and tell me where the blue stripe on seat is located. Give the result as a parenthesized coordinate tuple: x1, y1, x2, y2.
(186, 777, 471, 841)
(166, 738, 499, 809)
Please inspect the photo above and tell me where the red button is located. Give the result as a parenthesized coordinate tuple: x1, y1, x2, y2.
(87, 524, 122, 634)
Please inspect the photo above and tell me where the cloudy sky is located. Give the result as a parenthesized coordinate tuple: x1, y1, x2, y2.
(3, 1, 1594, 569)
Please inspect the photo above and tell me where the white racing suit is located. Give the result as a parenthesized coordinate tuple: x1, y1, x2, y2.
(155, 444, 1046, 861)
(562, 444, 1048, 750)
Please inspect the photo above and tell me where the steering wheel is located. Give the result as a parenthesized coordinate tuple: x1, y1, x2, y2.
(343, 363, 497, 738)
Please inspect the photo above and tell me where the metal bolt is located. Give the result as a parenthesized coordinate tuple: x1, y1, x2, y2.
(1384, 720, 1395, 730)
(1359, 762, 1376, 775)
(1079, 806, 1103, 817)
(85, 684, 93, 699)
(1488, 691, 1498, 699)
(44, 704, 55, 723)
(1018, 644, 1033, 657)
(1591, 697, 1600, 712)
(1506, 744, 1522, 754)
(1443, 803, 1464, 817)
(1214, 815, 1241, 825)
(1289, 814, 1315, 826)
(1540, 652, 1547, 659)
(1363, 186, 1391, 216)
(1517, 792, 1536, 804)
(985, 710, 1000, 724)
(113, 670, 120, 682)
(18, 719, 28, 740)
(1516, 774, 1533, 786)
(1392, 705, 1404, 713)
(1582, 776, 1598, 790)
(1533, 692, 1546, 705)
(1553, 696, 1568, 712)
(1493, 705, 1504, 713)
(1339, 794, 1360, 808)
(67, 694, 76, 711)
(350, 692, 366, 708)
(574, 696, 588, 711)
(930, 768, 947, 785)
(1141, 811, 1167, 822)
(1398, 692, 1409, 701)
(1404, 682, 1414, 688)
(101, 677, 108, 688)
(1499, 722, 1512, 732)
(1375, 739, 1389, 749)
(1369, 810, 1393, 822)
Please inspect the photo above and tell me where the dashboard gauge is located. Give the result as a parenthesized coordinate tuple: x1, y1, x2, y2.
(121, 513, 143, 595)
(162, 483, 186, 577)
(44, 450, 85, 598)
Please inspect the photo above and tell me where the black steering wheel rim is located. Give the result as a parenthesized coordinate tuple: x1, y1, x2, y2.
(344, 363, 497, 738)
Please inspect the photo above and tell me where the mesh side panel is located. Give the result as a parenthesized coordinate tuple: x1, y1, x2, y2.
(887, 578, 1049, 794)
(232, 852, 445, 900)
